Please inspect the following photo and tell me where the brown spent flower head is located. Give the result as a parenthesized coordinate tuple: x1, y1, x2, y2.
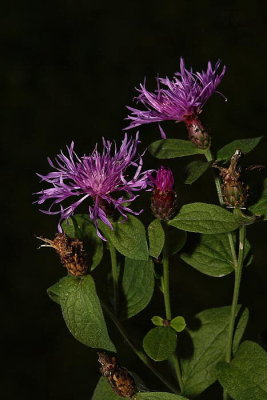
(97, 352, 137, 398)
(37, 233, 88, 276)
(213, 149, 248, 208)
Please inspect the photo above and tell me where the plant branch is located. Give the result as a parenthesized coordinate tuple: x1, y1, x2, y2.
(108, 242, 119, 314)
(101, 301, 179, 394)
(162, 245, 184, 392)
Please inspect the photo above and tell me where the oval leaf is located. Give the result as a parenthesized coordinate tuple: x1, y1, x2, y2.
(169, 203, 241, 234)
(217, 341, 267, 400)
(148, 219, 165, 258)
(170, 316, 186, 333)
(180, 233, 252, 277)
(99, 215, 149, 260)
(122, 258, 154, 319)
(62, 214, 103, 270)
(184, 160, 212, 184)
(143, 326, 177, 361)
(216, 137, 263, 161)
(180, 305, 244, 398)
(149, 139, 205, 159)
(58, 275, 116, 351)
(233, 307, 249, 355)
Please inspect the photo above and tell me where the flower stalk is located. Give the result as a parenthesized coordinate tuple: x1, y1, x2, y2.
(108, 242, 119, 315)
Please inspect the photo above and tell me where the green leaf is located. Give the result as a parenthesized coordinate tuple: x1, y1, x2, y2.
(216, 137, 263, 161)
(233, 308, 249, 355)
(180, 305, 244, 398)
(121, 258, 154, 319)
(62, 214, 103, 270)
(143, 326, 177, 361)
(169, 203, 242, 234)
(47, 281, 61, 304)
(170, 316, 186, 333)
(149, 139, 206, 159)
(249, 178, 267, 220)
(99, 215, 149, 260)
(57, 275, 115, 351)
(148, 219, 165, 258)
(151, 316, 164, 326)
(180, 233, 251, 277)
(137, 393, 189, 400)
(217, 341, 267, 400)
(92, 377, 120, 400)
(166, 226, 187, 256)
(184, 160, 212, 184)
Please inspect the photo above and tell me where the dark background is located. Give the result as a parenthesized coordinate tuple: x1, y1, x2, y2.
(2, 1, 267, 399)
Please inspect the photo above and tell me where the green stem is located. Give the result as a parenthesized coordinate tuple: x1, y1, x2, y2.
(223, 217, 246, 400)
(101, 301, 179, 394)
(162, 246, 184, 392)
(225, 222, 246, 363)
(204, 148, 238, 268)
(109, 242, 119, 314)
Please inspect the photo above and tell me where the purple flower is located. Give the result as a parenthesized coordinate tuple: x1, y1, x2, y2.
(35, 133, 151, 240)
(150, 167, 177, 220)
(125, 58, 226, 138)
(150, 166, 174, 192)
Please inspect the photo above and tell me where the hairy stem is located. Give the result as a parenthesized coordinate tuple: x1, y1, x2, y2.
(109, 242, 119, 314)
(204, 148, 238, 268)
(162, 245, 184, 392)
(101, 301, 179, 394)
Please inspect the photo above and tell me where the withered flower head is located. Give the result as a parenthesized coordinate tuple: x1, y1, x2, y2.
(97, 352, 137, 398)
(37, 233, 88, 276)
(213, 149, 248, 209)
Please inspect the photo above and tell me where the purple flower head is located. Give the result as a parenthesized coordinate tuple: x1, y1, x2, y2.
(35, 133, 151, 240)
(151, 166, 174, 192)
(125, 58, 226, 137)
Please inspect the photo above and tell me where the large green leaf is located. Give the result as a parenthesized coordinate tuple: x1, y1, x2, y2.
(169, 203, 241, 234)
(122, 257, 155, 319)
(180, 306, 246, 398)
(50, 275, 115, 352)
(99, 215, 149, 260)
(62, 214, 103, 270)
(148, 219, 165, 258)
(137, 393, 189, 400)
(184, 160, 212, 184)
(180, 233, 251, 277)
(216, 137, 263, 161)
(149, 139, 206, 159)
(249, 178, 267, 220)
(217, 341, 267, 400)
(143, 326, 177, 361)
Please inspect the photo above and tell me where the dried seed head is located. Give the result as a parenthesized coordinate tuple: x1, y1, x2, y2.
(97, 352, 137, 398)
(213, 149, 248, 208)
(37, 233, 88, 276)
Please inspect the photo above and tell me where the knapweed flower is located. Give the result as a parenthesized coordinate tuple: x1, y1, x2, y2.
(150, 166, 177, 220)
(35, 133, 151, 240)
(125, 58, 226, 148)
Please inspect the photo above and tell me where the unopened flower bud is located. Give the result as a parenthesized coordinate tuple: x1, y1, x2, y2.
(184, 115, 211, 149)
(37, 233, 88, 276)
(151, 167, 177, 220)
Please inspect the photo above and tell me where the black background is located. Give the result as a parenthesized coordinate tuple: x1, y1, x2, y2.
(2, 1, 267, 399)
